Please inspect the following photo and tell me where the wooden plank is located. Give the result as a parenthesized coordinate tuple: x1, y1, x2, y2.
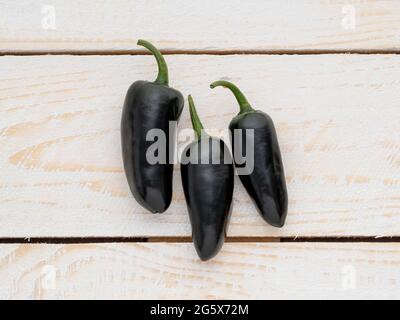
(1, 0, 400, 52)
(1, 54, 400, 238)
(0, 243, 399, 299)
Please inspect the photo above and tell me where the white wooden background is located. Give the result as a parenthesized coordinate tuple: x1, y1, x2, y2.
(1, 0, 400, 300)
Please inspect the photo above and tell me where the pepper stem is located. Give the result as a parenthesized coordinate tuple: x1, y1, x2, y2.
(137, 39, 169, 86)
(188, 95, 206, 140)
(210, 80, 254, 114)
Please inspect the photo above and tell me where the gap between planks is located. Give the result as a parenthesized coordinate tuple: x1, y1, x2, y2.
(1, 49, 400, 56)
(0, 237, 399, 244)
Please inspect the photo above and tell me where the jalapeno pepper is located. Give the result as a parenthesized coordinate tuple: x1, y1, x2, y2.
(121, 40, 184, 213)
(181, 96, 234, 261)
(211, 81, 288, 227)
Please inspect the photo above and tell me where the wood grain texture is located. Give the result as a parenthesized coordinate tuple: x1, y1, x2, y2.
(1, 54, 400, 238)
(1, 0, 400, 52)
(0, 243, 399, 299)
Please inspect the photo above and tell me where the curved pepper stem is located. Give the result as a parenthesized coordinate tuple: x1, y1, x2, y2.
(188, 95, 206, 140)
(210, 80, 254, 114)
(137, 39, 169, 86)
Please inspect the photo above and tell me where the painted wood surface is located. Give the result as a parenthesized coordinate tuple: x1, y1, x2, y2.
(1, 0, 400, 301)
(1, 54, 400, 238)
(1, 0, 400, 53)
(0, 242, 399, 300)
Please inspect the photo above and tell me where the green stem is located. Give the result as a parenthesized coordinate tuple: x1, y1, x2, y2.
(210, 80, 254, 114)
(137, 39, 169, 86)
(188, 95, 206, 140)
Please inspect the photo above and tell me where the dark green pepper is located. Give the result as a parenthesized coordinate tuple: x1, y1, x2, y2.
(121, 40, 184, 213)
(181, 96, 234, 261)
(211, 81, 288, 227)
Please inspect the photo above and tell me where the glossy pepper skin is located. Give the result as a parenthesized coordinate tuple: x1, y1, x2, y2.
(121, 40, 184, 213)
(211, 81, 288, 227)
(181, 96, 234, 261)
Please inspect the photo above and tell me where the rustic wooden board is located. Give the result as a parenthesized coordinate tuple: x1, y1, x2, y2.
(1, 54, 400, 238)
(0, 243, 399, 299)
(1, 0, 400, 53)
